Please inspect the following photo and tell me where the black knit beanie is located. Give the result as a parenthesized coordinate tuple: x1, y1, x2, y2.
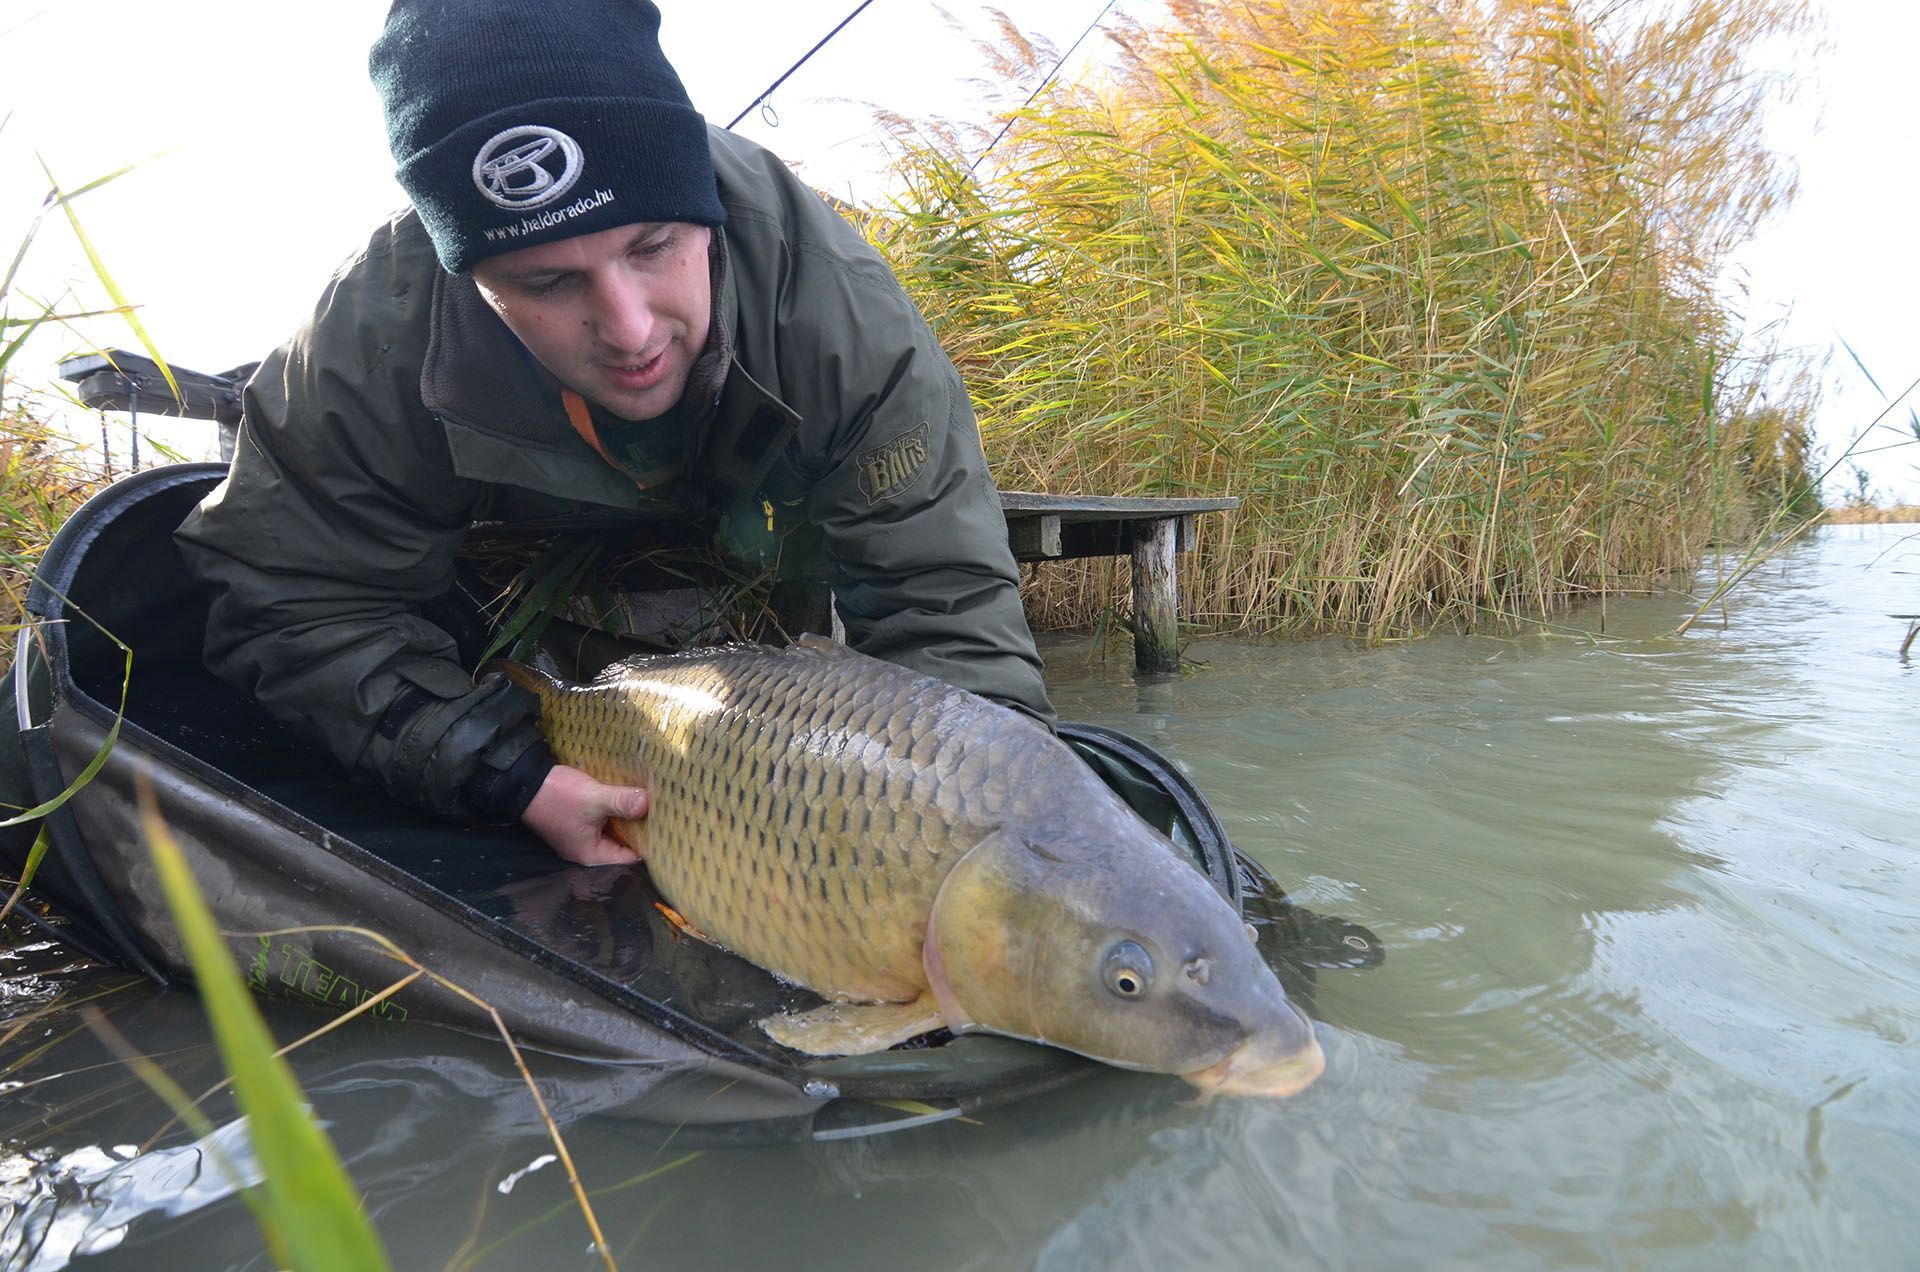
(371, 0, 726, 274)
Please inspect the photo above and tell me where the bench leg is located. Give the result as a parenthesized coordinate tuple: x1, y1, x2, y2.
(1130, 518, 1179, 674)
(771, 580, 837, 642)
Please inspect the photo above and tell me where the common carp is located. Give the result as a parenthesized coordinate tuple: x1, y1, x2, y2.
(495, 637, 1324, 1099)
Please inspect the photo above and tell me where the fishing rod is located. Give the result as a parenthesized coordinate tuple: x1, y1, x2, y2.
(725, 0, 1122, 178)
(728, 0, 879, 129)
(968, 0, 1120, 173)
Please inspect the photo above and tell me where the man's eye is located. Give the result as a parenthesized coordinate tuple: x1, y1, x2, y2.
(634, 234, 675, 259)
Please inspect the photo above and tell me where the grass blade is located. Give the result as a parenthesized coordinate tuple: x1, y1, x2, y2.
(35, 154, 181, 406)
(139, 785, 394, 1271)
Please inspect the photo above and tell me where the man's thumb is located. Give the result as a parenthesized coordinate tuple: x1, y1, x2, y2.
(614, 787, 649, 819)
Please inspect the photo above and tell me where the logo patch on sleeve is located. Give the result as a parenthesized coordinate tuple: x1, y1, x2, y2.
(855, 422, 932, 505)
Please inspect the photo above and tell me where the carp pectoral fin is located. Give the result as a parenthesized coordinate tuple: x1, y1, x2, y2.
(611, 816, 649, 860)
(760, 993, 946, 1056)
(652, 900, 710, 942)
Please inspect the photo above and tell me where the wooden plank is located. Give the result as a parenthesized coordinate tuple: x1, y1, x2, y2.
(1000, 491, 1239, 520)
(1006, 512, 1063, 559)
(1130, 518, 1180, 674)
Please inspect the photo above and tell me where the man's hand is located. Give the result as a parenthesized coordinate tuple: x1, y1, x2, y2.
(520, 764, 648, 866)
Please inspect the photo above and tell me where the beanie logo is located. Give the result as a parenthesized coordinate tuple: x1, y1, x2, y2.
(471, 125, 585, 210)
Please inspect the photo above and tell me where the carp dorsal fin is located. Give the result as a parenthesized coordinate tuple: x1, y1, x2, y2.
(792, 633, 851, 656)
(761, 992, 947, 1056)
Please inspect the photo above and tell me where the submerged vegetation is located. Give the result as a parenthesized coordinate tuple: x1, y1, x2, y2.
(871, 0, 1825, 635)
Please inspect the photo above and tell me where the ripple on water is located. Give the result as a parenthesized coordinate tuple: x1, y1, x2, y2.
(1035, 523, 1920, 1266)
(0, 1120, 264, 1269)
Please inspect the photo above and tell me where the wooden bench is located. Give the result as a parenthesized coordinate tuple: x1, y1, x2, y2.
(999, 493, 1241, 673)
(57, 349, 256, 467)
(473, 494, 1241, 675)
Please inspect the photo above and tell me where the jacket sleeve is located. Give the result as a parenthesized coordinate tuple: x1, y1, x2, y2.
(781, 240, 1056, 729)
(174, 244, 550, 820)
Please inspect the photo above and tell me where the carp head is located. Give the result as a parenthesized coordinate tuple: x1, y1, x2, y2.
(924, 828, 1324, 1099)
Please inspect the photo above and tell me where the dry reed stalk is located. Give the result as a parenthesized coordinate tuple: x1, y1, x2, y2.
(1827, 505, 1920, 525)
(2, 409, 103, 675)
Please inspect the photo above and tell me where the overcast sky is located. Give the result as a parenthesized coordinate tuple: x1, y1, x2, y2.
(3, 0, 1914, 501)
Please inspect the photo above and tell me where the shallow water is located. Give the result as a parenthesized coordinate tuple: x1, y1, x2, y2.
(4, 522, 1917, 1270)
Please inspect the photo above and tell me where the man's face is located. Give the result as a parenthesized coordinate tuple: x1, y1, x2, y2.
(472, 221, 713, 422)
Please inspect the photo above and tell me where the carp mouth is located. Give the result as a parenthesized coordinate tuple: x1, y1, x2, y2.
(1182, 1031, 1326, 1101)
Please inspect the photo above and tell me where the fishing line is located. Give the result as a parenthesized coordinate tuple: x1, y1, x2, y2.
(967, 0, 1122, 174)
(727, 0, 880, 129)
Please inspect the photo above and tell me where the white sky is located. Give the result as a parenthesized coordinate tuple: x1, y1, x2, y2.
(3, 0, 1915, 501)
(1726, 0, 1920, 503)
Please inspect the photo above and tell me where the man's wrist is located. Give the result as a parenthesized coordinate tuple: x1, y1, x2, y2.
(465, 737, 555, 823)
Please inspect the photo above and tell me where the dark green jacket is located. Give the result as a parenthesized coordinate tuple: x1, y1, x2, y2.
(176, 127, 1052, 821)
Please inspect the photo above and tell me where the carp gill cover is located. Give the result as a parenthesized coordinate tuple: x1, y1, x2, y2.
(496, 636, 1324, 1099)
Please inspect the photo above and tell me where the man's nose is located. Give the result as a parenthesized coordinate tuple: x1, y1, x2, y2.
(588, 272, 654, 352)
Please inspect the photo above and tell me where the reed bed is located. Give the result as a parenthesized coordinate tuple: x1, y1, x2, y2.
(1, 407, 103, 676)
(869, 0, 1823, 636)
(1826, 504, 1920, 525)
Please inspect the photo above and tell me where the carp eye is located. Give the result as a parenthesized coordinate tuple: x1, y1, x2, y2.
(1102, 941, 1153, 998)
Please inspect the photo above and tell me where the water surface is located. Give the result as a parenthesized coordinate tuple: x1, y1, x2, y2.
(4, 522, 1916, 1269)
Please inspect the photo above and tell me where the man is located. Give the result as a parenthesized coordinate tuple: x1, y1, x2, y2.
(176, 0, 1053, 868)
